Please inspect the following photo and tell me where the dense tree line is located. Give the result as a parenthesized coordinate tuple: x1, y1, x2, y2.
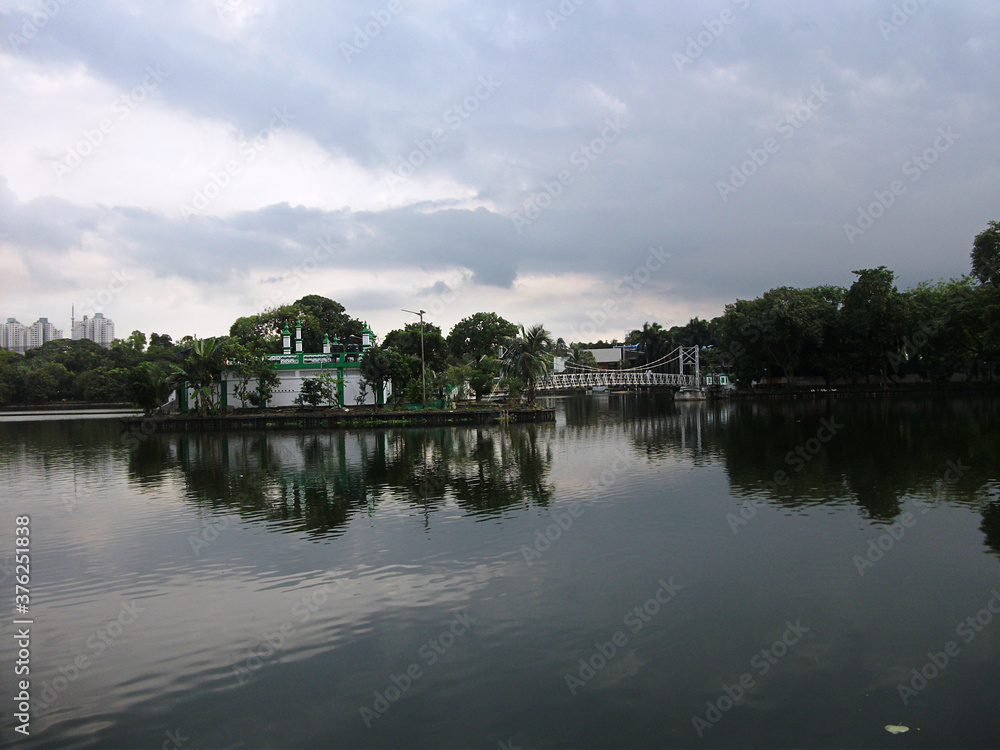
(0, 332, 180, 406)
(596, 221, 1000, 387)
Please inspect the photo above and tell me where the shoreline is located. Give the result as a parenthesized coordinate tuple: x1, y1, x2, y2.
(726, 383, 1000, 399)
(121, 406, 555, 432)
(0, 402, 136, 412)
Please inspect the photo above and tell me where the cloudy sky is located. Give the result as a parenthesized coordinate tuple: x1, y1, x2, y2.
(1, 0, 997, 344)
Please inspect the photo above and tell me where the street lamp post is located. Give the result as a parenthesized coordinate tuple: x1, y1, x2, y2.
(402, 309, 426, 408)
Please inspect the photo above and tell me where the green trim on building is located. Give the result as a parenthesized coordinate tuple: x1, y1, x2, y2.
(270, 359, 361, 371)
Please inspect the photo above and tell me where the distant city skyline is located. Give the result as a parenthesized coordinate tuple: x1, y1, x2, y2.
(1, 316, 63, 354)
(0, 310, 115, 352)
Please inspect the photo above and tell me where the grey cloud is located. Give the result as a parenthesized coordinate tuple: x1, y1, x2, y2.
(2, 0, 999, 331)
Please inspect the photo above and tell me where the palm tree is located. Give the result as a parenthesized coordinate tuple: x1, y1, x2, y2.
(567, 343, 598, 370)
(501, 324, 553, 406)
(127, 361, 184, 415)
(183, 337, 225, 414)
(634, 322, 669, 371)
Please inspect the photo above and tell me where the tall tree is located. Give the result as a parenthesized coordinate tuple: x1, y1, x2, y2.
(294, 295, 365, 346)
(842, 267, 906, 386)
(127, 361, 184, 414)
(383, 322, 448, 371)
(360, 347, 395, 406)
(0, 350, 21, 404)
(628, 322, 670, 370)
(182, 337, 226, 414)
(672, 317, 715, 347)
(447, 312, 518, 361)
(228, 342, 280, 408)
(567, 344, 598, 370)
(971, 219, 1000, 286)
(446, 312, 517, 401)
(501, 324, 553, 406)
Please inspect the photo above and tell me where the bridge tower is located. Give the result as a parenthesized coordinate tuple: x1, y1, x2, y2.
(679, 346, 700, 385)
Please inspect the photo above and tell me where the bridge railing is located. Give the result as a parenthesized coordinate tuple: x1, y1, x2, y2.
(539, 371, 695, 390)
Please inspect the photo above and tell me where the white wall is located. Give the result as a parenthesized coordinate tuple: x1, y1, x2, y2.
(221, 367, 389, 409)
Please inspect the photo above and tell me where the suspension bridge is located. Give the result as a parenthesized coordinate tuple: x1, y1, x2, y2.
(539, 370, 695, 390)
(538, 345, 703, 392)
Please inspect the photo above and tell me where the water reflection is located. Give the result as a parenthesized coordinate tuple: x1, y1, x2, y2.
(556, 394, 1000, 549)
(3, 397, 1000, 748)
(981, 494, 1000, 555)
(131, 425, 555, 537)
(118, 394, 1000, 553)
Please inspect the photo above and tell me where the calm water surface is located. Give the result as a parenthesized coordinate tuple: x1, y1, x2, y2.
(1, 395, 999, 748)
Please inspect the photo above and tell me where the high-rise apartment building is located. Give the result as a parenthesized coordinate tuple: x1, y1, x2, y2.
(1, 318, 27, 354)
(27, 317, 63, 349)
(71, 312, 115, 348)
(0, 317, 63, 353)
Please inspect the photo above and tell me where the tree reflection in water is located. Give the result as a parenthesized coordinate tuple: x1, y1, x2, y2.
(124, 394, 1000, 554)
(572, 393, 1000, 551)
(132, 424, 554, 538)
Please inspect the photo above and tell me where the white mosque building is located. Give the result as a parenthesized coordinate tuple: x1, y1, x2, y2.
(176, 320, 389, 411)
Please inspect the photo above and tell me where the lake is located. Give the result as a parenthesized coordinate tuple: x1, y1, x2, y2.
(1, 394, 998, 748)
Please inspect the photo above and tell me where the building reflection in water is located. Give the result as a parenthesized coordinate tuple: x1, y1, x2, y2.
(130, 425, 554, 538)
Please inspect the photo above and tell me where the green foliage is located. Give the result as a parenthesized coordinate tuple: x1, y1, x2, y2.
(465, 356, 501, 401)
(627, 322, 671, 370)
(24, 338, 106, 373)
(181, 337, 228, 414)
(567, 344, 598, 369)
(295, 376, 334, 407)
(501, 323, 553, 406)
(0, 350, 20, 405)
(972, 220, 1000, 286)
(401, 379, 424, 404)
(718, 285, 845, 385)
(0, 330, 182, 406)
(1, 339, 161, 404)
(447, 312, 517, 361)
(354, 378, 369, 406)
(127, 361, 184, 414)
(22, 362, 71, 402)
(72, 368, 129, 401)
(360, 347, 394, 405)
(378, 346, 417, 402)
(499, 373, 524, 403)
(126, 330, 146, 352)
(108, 337, 146, 368)
(383, 322, 448, 370)
(318, 371, 341, 407)
(230, 295, 364, 354)
(227, 341, 280, 408)
(842, 267, 906, 384)
(442, 361, 472, 400)
(671, 317, 715, 347)
(148, 332, 174, 350)
(380, 322, 448, 403)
